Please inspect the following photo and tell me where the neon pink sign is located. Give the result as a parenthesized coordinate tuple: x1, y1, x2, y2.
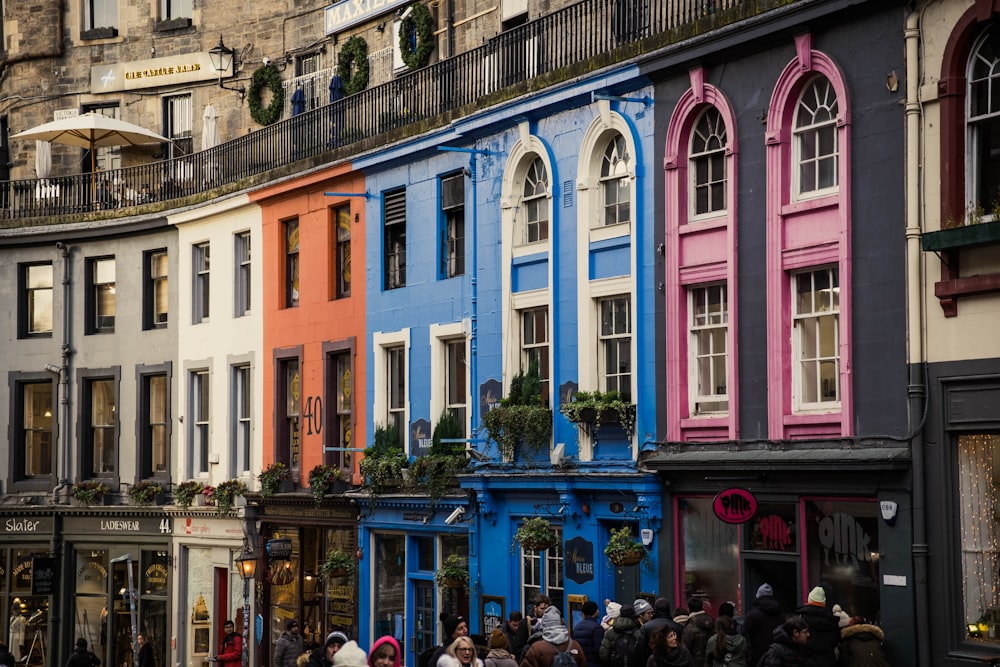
(712, 488, 758, 524)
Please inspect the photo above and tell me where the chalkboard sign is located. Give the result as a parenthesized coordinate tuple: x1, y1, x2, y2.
(31, 556, 56, 595)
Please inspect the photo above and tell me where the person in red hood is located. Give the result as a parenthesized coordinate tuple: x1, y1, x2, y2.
(369, 636, 401, 667)
(520, 607, 585, 667)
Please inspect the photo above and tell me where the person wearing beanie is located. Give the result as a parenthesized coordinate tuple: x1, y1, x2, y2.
(634, 598, 673, 667)
(599, 601, 643, 667)
(744, 584, 783, 667)
(308, 631, 350, 667)
(680, 598, 714, 667)
(65, 639, 101, 667)
(794, 586, 839, 667)
(571, 600, 604, 667)
(522, 607, 585, 667)
(633, 600, 654, 625)
(671, 608, 689, 629)
(428, 614, 469, 667)
(274, 620, 304, 667)
(332, 641, 368, 667)
(370, 636, 401, 667)
(484, 628, 517, 667)
(601, 601, 622, 631)
(501, 611, 528, 659)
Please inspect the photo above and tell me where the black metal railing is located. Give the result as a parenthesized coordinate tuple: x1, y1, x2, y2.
(2, 0, 750, 221)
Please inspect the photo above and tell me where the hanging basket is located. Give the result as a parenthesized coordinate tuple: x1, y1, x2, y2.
(520, 538, 555, 552)
(327, 567, 349, 578)
(442, 576, 466, 589)
(609, 550, 645, 567)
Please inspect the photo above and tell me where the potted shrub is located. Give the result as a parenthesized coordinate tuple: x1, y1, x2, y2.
(308, 464, 345, 506)
(258, 462, 294, 498)
(213, 479, 247, 515)
(128, 480, 164, 506)
(435, 554, 469, 591)
(71, 480, 112, 506)
(360, 422, 409, 497)
(605, 526, 647, 567)
(173, 480, 204, 508)
(319, 549, 356, 581)
(482, 363, 553, 460)
(560, 390, 636, 438)
(407, 453, 466, 502)
(513, 516, 558, 552)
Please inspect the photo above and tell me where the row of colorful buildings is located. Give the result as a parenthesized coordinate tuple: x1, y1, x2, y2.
(0, 0, 998, 666)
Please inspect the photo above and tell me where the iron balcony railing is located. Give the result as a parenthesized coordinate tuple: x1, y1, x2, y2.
(2, 0, 748, 221)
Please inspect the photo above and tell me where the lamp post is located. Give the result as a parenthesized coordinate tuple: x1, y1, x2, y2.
(208, 35, 246, 99)
(235, 548, 257, 667)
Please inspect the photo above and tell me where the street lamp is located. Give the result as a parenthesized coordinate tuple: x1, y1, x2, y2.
(208, 35, 246, 99)
(235, 547, 257, 667)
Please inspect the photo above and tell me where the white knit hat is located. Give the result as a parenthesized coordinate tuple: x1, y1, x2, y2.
(332, 641, 367, 667)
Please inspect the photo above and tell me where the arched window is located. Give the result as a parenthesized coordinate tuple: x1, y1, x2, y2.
(689, 108, 727, 217)
(599, 134, 631, 227)
(968, 28, 1000, 217)
(794, 75, 839, 197)
(521, 157, 549, 244)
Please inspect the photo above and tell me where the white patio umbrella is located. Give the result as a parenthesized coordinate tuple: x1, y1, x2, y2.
(12, 113, 170, 201)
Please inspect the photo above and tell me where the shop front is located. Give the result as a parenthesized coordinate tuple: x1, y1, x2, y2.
(0, 511, 54, 667)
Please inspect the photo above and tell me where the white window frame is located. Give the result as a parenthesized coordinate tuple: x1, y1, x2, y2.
(519, 157, 550, 247)
(792, 267, 840, 412)
(25, 263, 53, 336)
(193, 242, 210, 324)
(598, 133, 631, 229)
(597, 295, 632, 397)
(689, 107, 728, 220)
(373, 329, 410, 453)
(793, 75, 839, 199)
(688, 283, 729, 415)
(429, 322, 470, 443)
(967, 29, 1000, 223)
(231, 362, 252, 476)
(190, 369, 210, 475)
(235, 231, 251, 317)
(519, 523, 563, 615)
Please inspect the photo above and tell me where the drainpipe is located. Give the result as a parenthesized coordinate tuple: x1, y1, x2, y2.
(51, 241, 72, 504)
(904, 10, 930, 667)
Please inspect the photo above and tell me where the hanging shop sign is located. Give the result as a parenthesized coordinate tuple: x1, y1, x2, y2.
(267, 538, 293, 561)
(712, 488, 757, 524)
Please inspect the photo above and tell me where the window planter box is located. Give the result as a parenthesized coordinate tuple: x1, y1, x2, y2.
(921, 220, 1000, 251)
(155, 17, 192, 32)
(81, 27, 118, 40)
(921, 221, 1000, 316)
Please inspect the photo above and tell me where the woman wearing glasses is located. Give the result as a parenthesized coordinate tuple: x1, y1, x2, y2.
(440, 636, 482, 667)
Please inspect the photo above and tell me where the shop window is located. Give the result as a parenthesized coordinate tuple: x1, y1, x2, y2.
(285, 219, 300, 308)
(235, 231, 252, 317)
(74, 550, 108, 665)
(959, 434, 1000, 640)
(322, 526, 359, 640)
(19, 263, 53, 338)
(677, 497, 738, 607)
(332, 206, 351, 299)
(520, 524, 563, 616)
(373, 535, 406, 650)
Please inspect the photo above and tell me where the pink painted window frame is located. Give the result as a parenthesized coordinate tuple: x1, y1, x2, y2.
(765, 34, 853, 439)
(664, 67, 739, 442)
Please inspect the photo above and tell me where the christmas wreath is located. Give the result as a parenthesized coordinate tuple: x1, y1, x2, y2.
(399, 3, 435, 70)
(248, 64, 285, 126)
(338, 36, 370, 96)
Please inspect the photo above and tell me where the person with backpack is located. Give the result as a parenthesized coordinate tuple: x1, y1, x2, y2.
(571, 601, 604, 667)
(679, 599, 714, 667)
(645, 621, 693, 667)
(704, 616, 748, 667)
(598, 605, 642, 667)
(520, 606, 585, 667)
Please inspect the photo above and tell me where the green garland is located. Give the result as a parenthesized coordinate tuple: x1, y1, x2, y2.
(248, 64, 285, 126)
(338, 36, 370, 96)
(399, 3, 435, 70)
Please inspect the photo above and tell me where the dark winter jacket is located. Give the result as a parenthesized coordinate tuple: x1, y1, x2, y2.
(704, 631, 748, 667)
(645, 646, 695, 667)
(485, 647, 519, 667)
(744, 597, 784, 667)
(0, 648, 15, 667)
(65, 648, 102, 667)
(503, 621, 530, 660)
(634, 613, 673, 667)
(679, 612, 714, 666)
(794, 604, 840, 667)
(571, 617, 605, 667)
(598, 616, 643, 667)
(273, 631, 304, 667)
(757, 626, 808, 667)
(307, 645, 333, 667)
(838, 624, 889, 667)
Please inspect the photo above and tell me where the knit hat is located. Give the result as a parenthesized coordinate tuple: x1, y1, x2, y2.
(633, 599, 653, 616)
(332, 641, 367, 667)
(605, 600, 621, 619)
(76, 639, 88, 650)
(443, 615, 464, 638)
(326, 631, 349, 647)
(287, 620, 299, 631)
(807, 586, 826, 605)
(488, 628, 508, 650)
(756, 583, 773, 599)
(831, 605, 851, 628)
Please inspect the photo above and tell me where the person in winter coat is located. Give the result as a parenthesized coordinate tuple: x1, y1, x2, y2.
(333, 641, 368, 667)
(794, 588, 840, 667)
(432, 615, 471, 667)
(645, 621, 693, 667)
(437, 636, 483, 667)
(485, 629, 519, 667)
(370, 636, 401, 667)
(520, 606, 586, 667)
(744, 584, 784, 667)
(598, 606, 643, 667)
(679, 599, 714, 667)
(571, 601, 604, 667)
(65, 639, 101, 667)
(838, 619, 889, 667)
(0, 643, 15, 667)
(758, 617, 810, 667)
(216, 621, 242, 667)
(309, 631, 349, 667)
(705, 616, 748, 667)
(274, 620, 305, 667)
(136, 633, 155, 667)
(602, 602, 622, 632)
(634, 598, 672, 667)
(502, 613, 529, 660)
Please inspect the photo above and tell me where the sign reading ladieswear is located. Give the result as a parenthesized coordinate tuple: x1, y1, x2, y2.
(712, 488, 758, 524)
(91, 53, 220, 93)
(324, 0, 409, 35)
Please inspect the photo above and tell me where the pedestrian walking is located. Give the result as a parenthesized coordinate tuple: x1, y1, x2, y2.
(520, 607, 585, 667)
(441, 636, 483, 667)
(274, 620, 305, 667)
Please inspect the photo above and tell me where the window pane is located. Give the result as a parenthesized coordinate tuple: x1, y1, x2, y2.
(679, 497, 738, 607)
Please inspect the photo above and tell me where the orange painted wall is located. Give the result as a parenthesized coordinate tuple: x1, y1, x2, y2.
(252, 163, 367, 484)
